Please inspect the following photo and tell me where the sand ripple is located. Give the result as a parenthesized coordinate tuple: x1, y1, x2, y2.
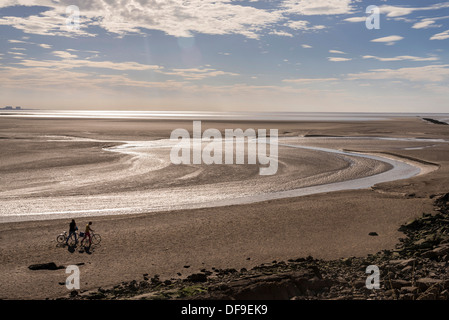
(0, 135, 439, 223)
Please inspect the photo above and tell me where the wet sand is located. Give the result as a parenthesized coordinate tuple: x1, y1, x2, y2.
(1, 116, 449, 299)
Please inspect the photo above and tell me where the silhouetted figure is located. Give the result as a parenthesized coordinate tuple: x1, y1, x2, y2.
(66, 219, 78, 245)
(81, 222, 94, 246)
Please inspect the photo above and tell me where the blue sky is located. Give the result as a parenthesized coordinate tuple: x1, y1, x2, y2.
(0, 0, 448, 112)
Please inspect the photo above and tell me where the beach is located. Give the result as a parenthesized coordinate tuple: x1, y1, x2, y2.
(1, 115, 449, 300)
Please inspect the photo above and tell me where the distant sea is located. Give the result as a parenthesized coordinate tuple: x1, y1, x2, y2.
(1, 110, 449, 123)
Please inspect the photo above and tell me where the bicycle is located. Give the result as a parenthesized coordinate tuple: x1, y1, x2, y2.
(56, 230, 78, 246)
(80, 231, 101, 247)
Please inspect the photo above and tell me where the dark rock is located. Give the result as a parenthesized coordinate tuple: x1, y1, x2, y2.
(440, 290, 449, 300)
(399, 293, 416, 300)
(422, 245, 449, 259)
(28, 262, 64, 270)
(369, 232, 378, 236)
(151, 275, 161, 285)
(400, 286, 418, 294)
(389, 279, 411, 289)
(417, 285, 440, 300)
(218, 268, 238, 275)
(186, 273, 208, 283)
(341, 258, 352, 266)
(422, 118, 448, 125)
(352, 280, 366, 289)
(308, 265, 323, 279)
(411, 239, 433, 250)
(400, 219, 421, 231)
(416, 278, 443, 291)
(389, 258, 416, 268)
(200, 269, 213, 276)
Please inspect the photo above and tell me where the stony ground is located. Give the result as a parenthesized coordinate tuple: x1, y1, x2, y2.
(62, 192, 449, 301)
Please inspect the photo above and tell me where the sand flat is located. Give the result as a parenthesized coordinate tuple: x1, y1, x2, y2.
(0, 116, 449, 299)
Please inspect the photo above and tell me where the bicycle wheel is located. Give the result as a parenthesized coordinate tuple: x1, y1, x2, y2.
(68, 233, 77, 246)
(56, 234, 66, 244)
(92, 234, 101, 245)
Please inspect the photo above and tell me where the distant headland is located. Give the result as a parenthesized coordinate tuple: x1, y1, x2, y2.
(1, 106, 22, 110)
(0, 106, 36, 111)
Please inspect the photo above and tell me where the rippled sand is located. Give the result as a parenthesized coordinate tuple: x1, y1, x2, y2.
(1, 117, 446, 222)
(0, 132, 403, 222)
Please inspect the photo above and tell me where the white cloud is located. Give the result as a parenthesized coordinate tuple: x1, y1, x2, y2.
(282, 0, 356, 15)
(8, 39, 53, 49)
(0, 64, 188, 93)
(412, 20, 437, 29)
(0, 0, 285, 39)
(14, 52, 237, 80)
(412, 15, 449, 29)
(328, 57, 351, 62)
(430, 29, 449, 40)
(160, 67, 239, 80)
(287, 20, 326, 31)
(269, 30, 294, 37)
(343, 17, 366, 23)
(347, 65, 449, 82)
(52, 51, 78, 59)
(8, 51, 26, 56)
(38, 44, 52, 49)
(282, 77, 339, 84)
(8, 39, 28, 44)
(370, 35, 404, 45)
(0, 7, 93, 37)
(18, 57, 163, 72)
(301, 44, 313, 48)
(329, 50, 346, 54)
(380, 3, 449, 18)
(363, 55, 439, 62)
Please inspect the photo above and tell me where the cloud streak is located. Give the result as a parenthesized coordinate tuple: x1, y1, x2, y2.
(370, 35, 404, 45)
(430, 29, 449, 40)
(362, 55, 439, 62)
(347, 65, 449, 83)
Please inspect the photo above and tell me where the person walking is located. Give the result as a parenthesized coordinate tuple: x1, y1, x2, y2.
(81, 221, 94, 247)
(66, 219, 78, 245)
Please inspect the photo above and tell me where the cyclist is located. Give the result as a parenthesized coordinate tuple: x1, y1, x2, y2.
(66, 219, 78, 245)
(81, 221, 94, 246)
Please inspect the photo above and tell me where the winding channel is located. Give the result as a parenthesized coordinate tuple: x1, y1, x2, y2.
(0, 136, 442, 223)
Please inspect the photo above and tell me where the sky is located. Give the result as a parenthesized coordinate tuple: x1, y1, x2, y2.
(0, 0, 448, 113)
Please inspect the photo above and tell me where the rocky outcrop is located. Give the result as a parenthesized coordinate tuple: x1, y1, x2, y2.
(422, 118, 449, 126)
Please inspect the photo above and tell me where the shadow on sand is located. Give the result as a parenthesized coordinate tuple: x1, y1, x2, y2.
(57, 242, 100, 255)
